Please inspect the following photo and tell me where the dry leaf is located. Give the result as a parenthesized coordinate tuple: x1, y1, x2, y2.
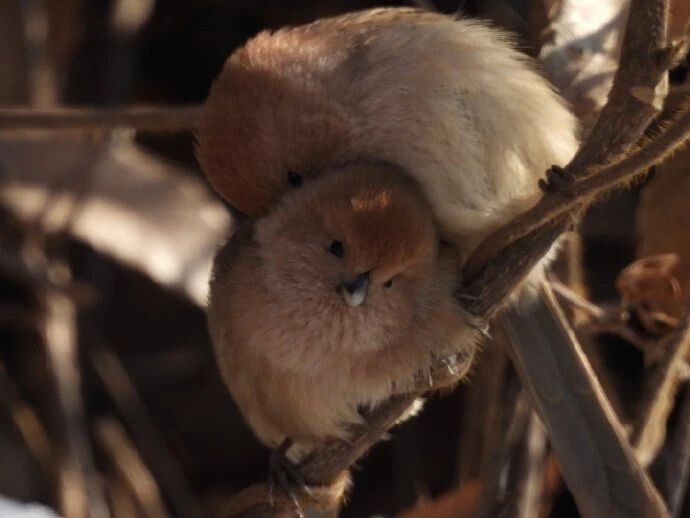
(617, 254, 683, 334)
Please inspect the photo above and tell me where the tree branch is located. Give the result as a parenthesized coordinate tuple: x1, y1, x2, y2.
(0, 105, 203, 133)
(462, 0, 674, 306)
(632, 313, 690, 465)
(663, 382, 690, 518)
(464, 102, 690, 284)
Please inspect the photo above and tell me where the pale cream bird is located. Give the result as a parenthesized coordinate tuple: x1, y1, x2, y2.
(200, 7, 667, 517)
(208, 163, 477, 453)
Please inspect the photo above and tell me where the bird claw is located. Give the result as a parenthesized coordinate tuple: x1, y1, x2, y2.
(539, 164, 576, 195)
(454, 295, 492, 339)
(269, 440, 312, 517)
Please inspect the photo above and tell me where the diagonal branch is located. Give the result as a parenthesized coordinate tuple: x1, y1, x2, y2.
(663, 382, 690, 518)
(462, 99, 690, 315)
(632, 313, 690, 464)
(464, 101, 690, 280)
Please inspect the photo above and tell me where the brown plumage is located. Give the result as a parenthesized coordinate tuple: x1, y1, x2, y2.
(208, 163, 478, 450)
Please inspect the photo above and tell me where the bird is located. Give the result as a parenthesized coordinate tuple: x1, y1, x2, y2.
(208, 162, 478, 453)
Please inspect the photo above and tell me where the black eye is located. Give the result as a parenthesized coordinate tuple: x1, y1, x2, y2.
(287, 171, 303, 187)
(328, 240, 344, 258)
(384, 278, 394, 288)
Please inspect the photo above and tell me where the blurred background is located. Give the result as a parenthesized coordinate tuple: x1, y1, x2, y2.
(0, 1, 689, 517)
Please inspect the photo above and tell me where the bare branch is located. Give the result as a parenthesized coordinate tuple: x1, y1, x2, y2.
(0, 105, 203, 133)
(89, 346, 205, 518)
(663, 383, 690, 518)
(570, 0, 670, 170)
(43, 292, 109, 518)
(94, 417, 169, 518)
(464, 101, 690, 282)
(506, 413, 547, 518)
(632, 313, 690, 465)
(0, 361, 53, 480)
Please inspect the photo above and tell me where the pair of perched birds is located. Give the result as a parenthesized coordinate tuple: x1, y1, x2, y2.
(198, 4, 578, 502)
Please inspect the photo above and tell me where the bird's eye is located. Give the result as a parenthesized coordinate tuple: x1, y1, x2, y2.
(328, 240, 344, 258)
(287, 171, 303, 187)
(384, 278, 394, 288)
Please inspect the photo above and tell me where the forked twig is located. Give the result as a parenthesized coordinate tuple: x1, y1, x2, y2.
(633, 313, 690, 464)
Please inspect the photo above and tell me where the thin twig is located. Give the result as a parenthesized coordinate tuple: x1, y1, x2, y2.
(94, 417, 170, 518)
(550, 280, 663, 354)
(89, 346, 205, 518)
(663, 383, 690, 517)
(0, 360, 53, 479)
(632, 313, 690, 465)
(465, 102, 690, 278)
(474, 375, 526, 518)
(0, 105, 203, 132)
(43, 291, 109, 518)
(455, 341, 511, 486)
(21, 0, 59, 107)
(506, 413, 547, 518)
(550, 280, 608, 319)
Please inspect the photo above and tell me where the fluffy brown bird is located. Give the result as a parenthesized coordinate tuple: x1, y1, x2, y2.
(208, 162, 478, 452)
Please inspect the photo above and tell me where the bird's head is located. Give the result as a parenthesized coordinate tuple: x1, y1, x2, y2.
(254, 162, 438, 336)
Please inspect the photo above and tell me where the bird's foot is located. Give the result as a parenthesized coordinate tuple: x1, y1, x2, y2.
(538, 165, 576, 195)
(455, 289, 492, 338)
(268, 439, 313, 517)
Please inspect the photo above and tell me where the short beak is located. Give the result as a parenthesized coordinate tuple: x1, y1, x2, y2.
(341, 272, 369, 307)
